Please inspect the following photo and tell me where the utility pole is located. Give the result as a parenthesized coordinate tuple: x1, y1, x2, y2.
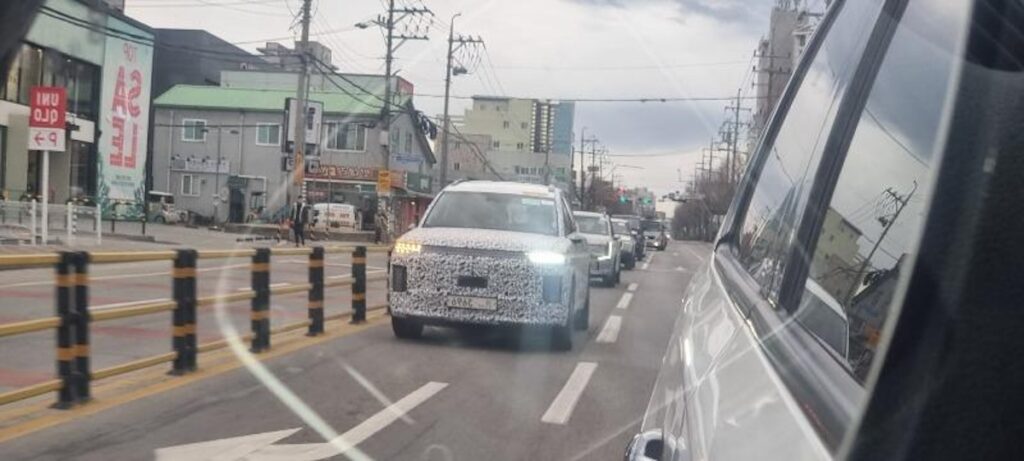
(371, 0, 431, 243)
(288, 0, 312, 210)
(439, 16, 483, 190)
(842, 182, 918, 305)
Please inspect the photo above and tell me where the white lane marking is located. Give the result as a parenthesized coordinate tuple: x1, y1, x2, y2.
(541, 362, 598, 425)
(236, 282, 289, 292)
(615, 292, 634, 310)
(626, 282, 638, 292)
(641, 261, 650, 270)
(155, 382, 448, 461)
(596, 315, 623, 343)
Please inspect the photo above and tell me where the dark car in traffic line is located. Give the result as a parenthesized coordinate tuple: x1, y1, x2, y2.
(628, 0, 1024, 460)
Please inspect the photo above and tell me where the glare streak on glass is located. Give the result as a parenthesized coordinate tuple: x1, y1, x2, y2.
(737, 0, 885, 303)
(797, 0, 970, 383)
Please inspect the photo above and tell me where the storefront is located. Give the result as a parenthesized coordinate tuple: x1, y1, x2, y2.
(305, 164, 434, 232)
(0, 0, 153, 218)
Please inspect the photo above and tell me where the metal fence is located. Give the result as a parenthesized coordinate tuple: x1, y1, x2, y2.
(0, 200, 103, 245)
(0, 244, 391, 408)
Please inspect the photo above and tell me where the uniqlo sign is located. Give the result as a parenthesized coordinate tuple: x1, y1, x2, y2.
(28, 86, 67, 152)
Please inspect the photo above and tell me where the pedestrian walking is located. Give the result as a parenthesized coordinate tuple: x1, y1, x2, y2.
(291, 198, 309, 247)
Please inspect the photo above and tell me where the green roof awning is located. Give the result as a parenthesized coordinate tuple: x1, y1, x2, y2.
(154, 85, 384, 115)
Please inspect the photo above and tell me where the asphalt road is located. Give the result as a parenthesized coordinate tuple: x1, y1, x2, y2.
(0, 241, 711, 461)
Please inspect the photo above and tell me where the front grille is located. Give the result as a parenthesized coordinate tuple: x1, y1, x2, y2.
(392, 265, 407, 292)
(457, 276, 488, 289)
(588, 244, 607, 256)
(422, 245, 525, 260)
(542, 275, 562, 302)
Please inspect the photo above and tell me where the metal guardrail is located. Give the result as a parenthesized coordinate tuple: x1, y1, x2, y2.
(0, 244, 392, 409)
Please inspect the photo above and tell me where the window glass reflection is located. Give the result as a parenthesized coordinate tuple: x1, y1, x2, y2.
(737, 0, 883, 303)
(798, 0, 970, 382)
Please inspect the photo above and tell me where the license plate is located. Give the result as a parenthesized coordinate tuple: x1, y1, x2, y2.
(447, 296, 498, 311)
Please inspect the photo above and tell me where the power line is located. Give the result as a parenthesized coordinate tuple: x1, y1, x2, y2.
(412, 93, 763, 103)
(129, 0, 286, 8)
(490, 59, 749, 71)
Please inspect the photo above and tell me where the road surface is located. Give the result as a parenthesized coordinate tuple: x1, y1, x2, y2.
(0, 241, 710, 461)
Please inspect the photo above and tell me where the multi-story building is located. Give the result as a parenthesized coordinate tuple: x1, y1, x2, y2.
(443, 96, 575, 190)
(809, 207, 863, 300)
(752, 2, 825, 137)
(256, 41, 335, 73)
(152, 29, 269, 98)
(1, 0, 154, 219)
(151, 70, 434, 231)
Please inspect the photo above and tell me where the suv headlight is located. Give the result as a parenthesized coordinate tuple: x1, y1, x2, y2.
(528, 251, 566, 265)
(598, 241, 613, 260)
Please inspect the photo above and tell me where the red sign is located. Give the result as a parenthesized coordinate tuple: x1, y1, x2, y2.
(29, 87, 67, 128)
(28, 86, 67, 152)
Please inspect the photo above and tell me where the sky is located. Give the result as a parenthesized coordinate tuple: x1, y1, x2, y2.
(125, 0, 779, 195)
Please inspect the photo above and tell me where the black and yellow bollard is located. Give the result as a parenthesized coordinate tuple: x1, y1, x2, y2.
(72, 251, 91, 401)
(183, 250, 198, 371)
(250, 248, 271, 352)
(351, 246, 367, 324)
(53, 252, 76, 409)
(307, 246, 325, 336)
(169, 248, 195, 374)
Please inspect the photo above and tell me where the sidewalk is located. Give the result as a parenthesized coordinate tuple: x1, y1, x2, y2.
(0, 222, 380, 257)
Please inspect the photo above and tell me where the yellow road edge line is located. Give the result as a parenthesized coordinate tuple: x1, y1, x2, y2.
(0, 311, 388, 444)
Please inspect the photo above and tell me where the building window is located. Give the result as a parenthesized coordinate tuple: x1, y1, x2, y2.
(516, 142, 525, 151)
(521, 122, 528, 129)
(325, 122, 367, 151)
(453, 162, 461, 171)
(182, 119, 207, 142)
(405, 132, 413, 154)
(493, 140, 500, 149)
(68, 141, 95, 198)
(180, 174, 200, 197)
(503, 121, 510, 129)
(256, 124, 281, 146)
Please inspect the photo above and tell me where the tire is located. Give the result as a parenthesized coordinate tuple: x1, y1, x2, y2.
(552, 323, 573, 351)
(574, 287, 590, 331)
(392, 317, 423, 339)
(614, 267, 621, 284)
(153, 215, 165, 224)
(625, 254, 636, 270)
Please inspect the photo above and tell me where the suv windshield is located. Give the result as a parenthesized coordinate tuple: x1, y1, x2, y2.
(423, 191, 558, 236)
(641, 220, 662, 232)
(575, 215, 610, 235)
(612, 220, 630, 235)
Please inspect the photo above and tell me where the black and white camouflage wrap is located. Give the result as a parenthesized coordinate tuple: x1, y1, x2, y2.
(390, 228, 576, 327)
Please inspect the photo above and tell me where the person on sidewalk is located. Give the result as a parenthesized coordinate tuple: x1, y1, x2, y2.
(291, 198, 309, 247)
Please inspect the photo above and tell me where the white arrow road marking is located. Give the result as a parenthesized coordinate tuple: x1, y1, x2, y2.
(596, 315, 623, 343)
(154, 428, 301, 461)
(541, 362, 598, 425)
(615, 293, 634, 310)
(153, 382, 447, 461)
(626, 283, 638, 293)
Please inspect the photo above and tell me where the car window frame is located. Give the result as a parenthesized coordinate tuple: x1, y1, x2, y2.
(713, 0, 922, 450)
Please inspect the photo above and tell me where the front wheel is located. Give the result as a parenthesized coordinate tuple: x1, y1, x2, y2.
(392, 317, 423, 339)
(153, 215, 165, 224)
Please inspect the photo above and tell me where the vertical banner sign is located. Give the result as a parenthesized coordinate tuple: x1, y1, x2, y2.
(27, 86, 67, 151)
(98, 35, 153, 219)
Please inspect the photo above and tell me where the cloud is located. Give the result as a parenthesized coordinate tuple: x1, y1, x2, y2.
(569, 0, 773, 26)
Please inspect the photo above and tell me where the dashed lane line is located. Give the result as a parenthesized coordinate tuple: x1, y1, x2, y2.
(615, 293, 634, 310)
(541, 362, 598, 425)
(596, 315, 623, 343)
(626, 283, 638, 293)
